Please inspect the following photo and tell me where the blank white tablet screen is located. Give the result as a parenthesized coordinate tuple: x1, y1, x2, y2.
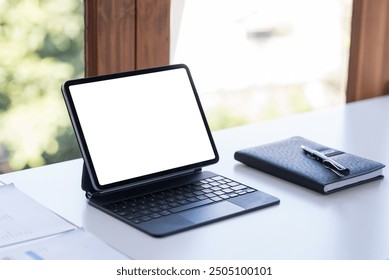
(69, 68, 216, 186)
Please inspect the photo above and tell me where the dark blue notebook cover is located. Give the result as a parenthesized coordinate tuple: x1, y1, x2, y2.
(234, 136, 385, 194)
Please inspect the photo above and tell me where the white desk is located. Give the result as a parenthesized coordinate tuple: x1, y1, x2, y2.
(1, 96, 388, 259)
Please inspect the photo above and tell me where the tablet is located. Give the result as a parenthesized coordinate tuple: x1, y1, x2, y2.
(61, 64, 219, 192)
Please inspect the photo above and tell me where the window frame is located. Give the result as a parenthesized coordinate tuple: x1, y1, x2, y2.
(84, 0, 170, 76)
(347, 0, 389, 102)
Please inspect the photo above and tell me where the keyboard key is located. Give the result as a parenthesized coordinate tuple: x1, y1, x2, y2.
(193, 190, 204, 195)
(125, 213, 142, 220)
(129, 201, 138, 207)
(141, 216, 152, 222)
(223, 188, 234, 193)
(168, 202, 180, 208)
(187, 197, 199, 203)
(131, 218, 142, 224)
(214, 190, 225, 196)
(159, 210, 171, 216)
(157, 200, 168, 205)
(159, 205, 170, 210)
(140, 210, 151, 215)
(164, 192, 174, 197)
(236, 190, 247, 195)
(147, 202, 157, 208)
(231, 185, 247, 191)
(150, 213, 162, 219)
(178, 200, 188, 205)
(138, 205, 148, 210)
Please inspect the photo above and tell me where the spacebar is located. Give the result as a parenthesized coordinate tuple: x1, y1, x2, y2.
(170, 199, 214, 213)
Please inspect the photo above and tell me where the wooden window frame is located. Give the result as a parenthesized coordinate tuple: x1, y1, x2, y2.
(84, 0, 170, 76)
(347, 0, 389, 102)
(84, 0, 389, 102)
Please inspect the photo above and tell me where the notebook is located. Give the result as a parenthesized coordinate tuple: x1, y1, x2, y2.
(235, 136, 385, 194)
(61, 64, 279, 237)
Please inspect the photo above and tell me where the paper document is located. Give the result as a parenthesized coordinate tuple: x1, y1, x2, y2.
(0, 228, 128, 260)
(0, 183, 129, 259)
(0, 183, 76, 248)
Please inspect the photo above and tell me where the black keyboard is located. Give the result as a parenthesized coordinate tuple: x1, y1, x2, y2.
(103, 175, 257, 224)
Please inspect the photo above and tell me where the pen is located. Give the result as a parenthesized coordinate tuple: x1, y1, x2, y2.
(301, 145, 350, 176)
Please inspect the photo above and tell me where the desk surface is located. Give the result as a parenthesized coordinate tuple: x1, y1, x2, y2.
(1, 96, 388, 259)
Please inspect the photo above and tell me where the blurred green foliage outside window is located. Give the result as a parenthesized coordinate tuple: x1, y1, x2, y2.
(0, 0, 83, 172)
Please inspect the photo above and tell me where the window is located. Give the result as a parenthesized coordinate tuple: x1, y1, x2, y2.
(171, 0, 352, 130)
(83, 0, 389, 127)
(0, 0, 83, 172)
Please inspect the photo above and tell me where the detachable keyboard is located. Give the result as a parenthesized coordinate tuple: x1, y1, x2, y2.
(103, 175, 257, 224)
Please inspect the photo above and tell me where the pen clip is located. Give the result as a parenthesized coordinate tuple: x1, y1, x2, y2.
(322, 158, 350, 176)
(301, 145, 350, 177)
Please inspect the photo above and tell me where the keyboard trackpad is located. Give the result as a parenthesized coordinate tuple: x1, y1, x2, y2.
(179, 201, 243, 224)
